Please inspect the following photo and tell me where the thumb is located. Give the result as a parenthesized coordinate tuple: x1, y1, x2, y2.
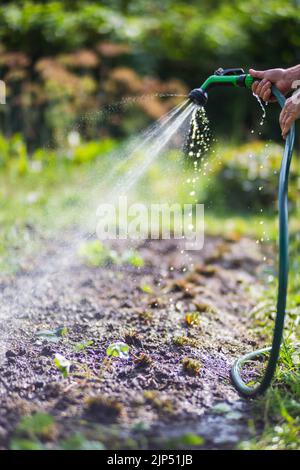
(249, 69, 265, 79)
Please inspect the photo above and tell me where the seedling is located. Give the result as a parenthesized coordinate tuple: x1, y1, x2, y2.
(173, 335, 198, 348)
(74, 339, 94, 352)
(185, 312, 200, 326)
(140, 283, 153, 294)
(14, 412, 56, 441)
(85, 396, 124, 422)
(35, 326, 68, 343)
(54, 353, 71, 378)
(78, 240, 118, 267)
(182, 357, 202, 375)
(123, 330, 142, 347)
(143, 390, 174, 414)
(58, 433, 105, 450)
(137, 310, 153, 323)
(106, 342, 130, 359)
(122, 250, 144, 267)
(133, 352, 152, 368)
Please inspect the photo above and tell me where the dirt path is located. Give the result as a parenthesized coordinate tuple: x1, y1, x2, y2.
(0, 235, 265, 449)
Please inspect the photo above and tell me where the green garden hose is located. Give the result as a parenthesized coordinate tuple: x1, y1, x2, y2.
(230, 86, 295, 397)
(189, 73, 296, 396)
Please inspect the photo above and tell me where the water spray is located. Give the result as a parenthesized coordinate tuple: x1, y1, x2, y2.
(188, 67, 296, 397)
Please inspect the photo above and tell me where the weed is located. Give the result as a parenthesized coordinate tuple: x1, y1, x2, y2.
(122, 250, 144, 268)
(74, 339, 94, 352)
(133, 352, 152, 368)
(58, 433, 105, 450)
(173, 335, 198, 348)
(14, 412, 56, 441)
(140, 283, 153, 294)
(54, 353, 71, 378)
(123, 330, 142, 347)
(182, 357, 202, 375)
(166, 433, 204, 448)
(106, 342, 130, 359)
(185, 312, 200, 326)
(35, 326, 68, 343)
(85, 396, 124, 422)
(143, 391, 174, 414)
(137, 310, 153, 323)
(194, 300, 216, 314)
(78, 240, 118, 267)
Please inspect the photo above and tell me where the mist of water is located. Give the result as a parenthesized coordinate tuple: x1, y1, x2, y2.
(0, 96, 201, 359)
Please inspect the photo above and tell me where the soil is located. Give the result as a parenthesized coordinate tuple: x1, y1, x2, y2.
(0, 234, 266, 449)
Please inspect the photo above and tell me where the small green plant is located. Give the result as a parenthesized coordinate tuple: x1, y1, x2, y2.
(35, 326, 68, 343)
(185, 312, 200, 326)
(54, 353, 71, 378)
(182, 357, 202, 375)
(78, 240, 118, 267)
(106, 342, 130, 359)
(166, 433, 205, 448)
(134, 352, 152, 368)
(74, 339, 94, 352)
(58, 433, 105, 450)
(194, 300, 216, 314)
(10, 438, 46, 450)
(173, 335, 198, 348)
(85, 396, 124, 422)
(140, 283, 153, 294)
(137, 310, 153, 323)
(123, 330, 142, 347)
(14, 412, 56, 441)
(143, 391, 174, 414)
(122, 250, 144, 268)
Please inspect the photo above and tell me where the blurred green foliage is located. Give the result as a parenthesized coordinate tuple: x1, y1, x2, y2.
(204, 141, 300, 211)
(0, 0, 300, 149)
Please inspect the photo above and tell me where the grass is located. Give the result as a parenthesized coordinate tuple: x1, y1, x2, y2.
(235, 231, 300, 450)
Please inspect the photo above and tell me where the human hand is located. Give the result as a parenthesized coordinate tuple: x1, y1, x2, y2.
(249, 68, 292, 102)
(279, 89, 300, 139)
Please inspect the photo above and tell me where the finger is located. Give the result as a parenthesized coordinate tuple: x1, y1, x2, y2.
(260, 82, 272, 102)
(262, 88, 272, 102)
(255, 78, 269, 98)
(249, 69, 265, 79)
(281, 113, 293, 133)
(279, 108, 288, 128)
(252, 81, 258, 94)
(282, 116, 294, 138)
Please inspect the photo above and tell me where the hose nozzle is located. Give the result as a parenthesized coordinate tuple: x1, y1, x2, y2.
(188, 88, 208, 106)
(189, 68, 254, 107)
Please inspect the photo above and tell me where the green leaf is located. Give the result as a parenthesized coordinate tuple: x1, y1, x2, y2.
(122, 250, 144, 267)
(54, 353, 71, 378)
(74, 340, 94, 352)
(180, 433, 204, 446)
(140, 283, 153, 294)
(78, 240, 119, 267)
(10, 438, 45, 450)
(106, 341, 130, 359)
(35, 326, 68, 343)
(16, 412, 55, 440)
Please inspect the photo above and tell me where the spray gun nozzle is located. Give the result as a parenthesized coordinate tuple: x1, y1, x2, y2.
(188, 87, 208, 106)
(188, 68, 254, 107)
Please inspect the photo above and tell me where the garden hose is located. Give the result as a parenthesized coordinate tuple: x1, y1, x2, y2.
(189, 72, 296, 396)
(230, 86, 295, 397)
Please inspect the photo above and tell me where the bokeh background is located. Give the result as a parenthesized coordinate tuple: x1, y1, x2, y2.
(1, 0, 300, 148)
(1, 0, 300, 273)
